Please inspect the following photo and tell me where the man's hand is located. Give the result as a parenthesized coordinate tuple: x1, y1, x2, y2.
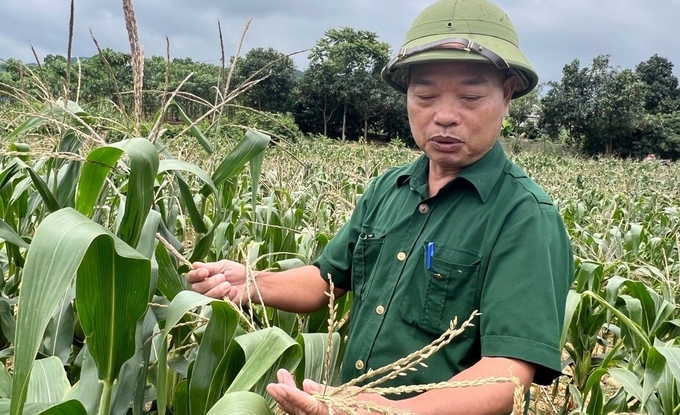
(267, 369, 399, 415)
(267, 369, 329, 415)
(186, 260, 247, 301)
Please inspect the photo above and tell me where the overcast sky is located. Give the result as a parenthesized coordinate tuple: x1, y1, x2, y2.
(1, 0, 679, 86)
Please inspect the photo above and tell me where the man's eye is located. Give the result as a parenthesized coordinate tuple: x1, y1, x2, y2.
(461, 96, 482, 101)
(417, 95, 435, 100)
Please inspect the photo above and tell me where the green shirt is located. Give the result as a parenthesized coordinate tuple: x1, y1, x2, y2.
(314, 141, 574, 390)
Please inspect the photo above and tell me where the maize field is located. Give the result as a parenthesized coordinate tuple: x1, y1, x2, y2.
(0, 117, 678, 414)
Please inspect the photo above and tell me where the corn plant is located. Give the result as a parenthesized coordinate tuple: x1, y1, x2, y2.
(0, 89, 356, 414)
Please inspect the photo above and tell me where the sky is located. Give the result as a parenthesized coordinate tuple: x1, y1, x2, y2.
(1, 0, 680, 86)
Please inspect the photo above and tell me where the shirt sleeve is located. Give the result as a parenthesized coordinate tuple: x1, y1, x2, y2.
(312, 180, 377, 290)
(479, 199, 574, 385)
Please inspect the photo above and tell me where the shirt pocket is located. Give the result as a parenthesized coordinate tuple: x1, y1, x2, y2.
(398, 243, 481, 336)
(351, 231, 387, 301)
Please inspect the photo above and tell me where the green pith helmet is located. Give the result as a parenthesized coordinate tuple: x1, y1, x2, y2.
(381, 0, 538, 99)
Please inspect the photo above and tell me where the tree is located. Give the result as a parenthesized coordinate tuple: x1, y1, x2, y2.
(539, 59, 591, 142)
(635, 54, 680, 114)
(298, 27, 391, 140)
(79, 48, 133, 109)
(540, 55, 647, 155)
(296, 61, 341, 137)
(232, 47, 297, 113)
(509, 85, 541, 139)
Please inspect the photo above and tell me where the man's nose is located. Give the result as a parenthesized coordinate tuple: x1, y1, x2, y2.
(433, 100, 462, 126)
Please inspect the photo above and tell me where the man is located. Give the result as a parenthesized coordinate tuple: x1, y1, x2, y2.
(188, 0, 573, 413)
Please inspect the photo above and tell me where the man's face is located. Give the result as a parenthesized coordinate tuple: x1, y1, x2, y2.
(406, 61, 515, 175)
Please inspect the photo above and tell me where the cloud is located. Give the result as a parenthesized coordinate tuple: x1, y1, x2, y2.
(1, 0, 679, 84)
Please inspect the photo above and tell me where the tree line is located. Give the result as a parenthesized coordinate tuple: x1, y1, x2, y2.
(2, 27, 679, 159)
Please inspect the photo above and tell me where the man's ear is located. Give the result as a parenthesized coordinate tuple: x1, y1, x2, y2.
(503, 75, 517, 105)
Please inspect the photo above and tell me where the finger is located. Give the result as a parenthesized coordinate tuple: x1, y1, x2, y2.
(277, 369, 296, 386)
(303, 379, 324, 394)
(267, 383, 325, 415)
(190, 260, 229, 277)
(227, 285, 240, 302)
(190, 273, 225, 293)
(186, 267, 210, 283)
(203, 281, 234, 299)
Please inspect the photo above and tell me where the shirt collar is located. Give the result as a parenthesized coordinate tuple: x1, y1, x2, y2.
(397, 140, 508, 203)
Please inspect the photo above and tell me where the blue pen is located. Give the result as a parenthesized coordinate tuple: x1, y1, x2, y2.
(426, 242, 435, 269)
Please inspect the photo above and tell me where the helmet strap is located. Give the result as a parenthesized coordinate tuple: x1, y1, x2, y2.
(386, 37, 510, 75)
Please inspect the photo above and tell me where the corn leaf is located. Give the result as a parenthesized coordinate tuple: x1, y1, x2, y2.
(295, 332, 341, 389)
(159, 159, 217, 196)
(189, 301, 240, 415)
(75, 146, 123, 218)
(655, 346, 680, 384)
(42, 287, 75, 364)
(0, 400, 86, 415)
(26, 357, 70, 404)
(9, 208, 104, 414)
(0, 218, 28, 249)
(110, 310, 158, 415)
(608, 368, 642, 401)
(12, 160, 59, 213)
(642, 346, 665, 411)
(205, 391, 270, 415)
(9, 207, 151, 415)
(55, 161, 81, 208)
(63, 346, 102, 414)
(169, 101, 214, 155)
(204, 130, 270, 195)
(0, 299, 16, 344)
(154, 242, 186, 301)
(561, 290, 581, 349)
(176, 175, 208, 234)
(74, 220, 151, 385)
(161, 159, 222, 236)
(161, 291, 215, 345)
(227, 327, 303, 397)
(249, 146, 265, 203)
(154, 336, 169, 415)
(173, 380, 189, 415)
(0, 363, 11, 398)
(37, 400, 87, 415)
(110, 138, 159, 247)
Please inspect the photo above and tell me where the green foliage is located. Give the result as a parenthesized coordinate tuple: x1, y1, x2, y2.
(516, 152, 680, 414)
(294, 27, 407, 142)
(232, 47, 298, 113)
(540, 55, 648, 156)
(635, 54, 680, 114)
(508, 86, 541, 139)
(539, 54, 680, 160)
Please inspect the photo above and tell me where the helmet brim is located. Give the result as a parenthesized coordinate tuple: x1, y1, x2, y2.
(382, 34, 538, 99)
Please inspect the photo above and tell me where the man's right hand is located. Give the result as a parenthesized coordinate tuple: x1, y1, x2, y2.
(186, 260, 247, 302)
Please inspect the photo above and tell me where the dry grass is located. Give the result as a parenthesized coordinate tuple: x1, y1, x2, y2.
(121, 0, 144, 136)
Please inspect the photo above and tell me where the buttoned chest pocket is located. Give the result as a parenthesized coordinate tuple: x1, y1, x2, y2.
(351, 231, 386, 301)
(398, 244, 481, 336)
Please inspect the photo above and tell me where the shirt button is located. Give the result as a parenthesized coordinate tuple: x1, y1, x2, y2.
(397, 252, 407, 261)
(434, 273, 444, 280)
(376, 305, 385, 315)
(418, 204, 429, 214)
(355, 360, 364, 370)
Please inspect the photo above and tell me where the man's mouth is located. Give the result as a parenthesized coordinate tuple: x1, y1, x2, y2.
(430, 136, 464, 151)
